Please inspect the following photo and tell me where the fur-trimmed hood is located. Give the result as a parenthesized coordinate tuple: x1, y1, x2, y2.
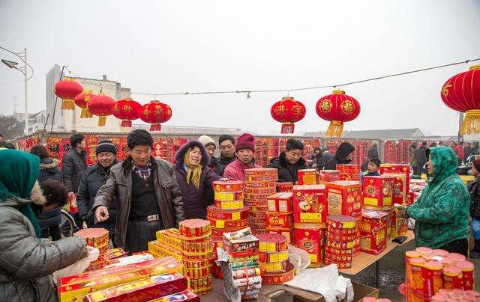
(0, 181, 46, 208)
(174, 140, 210, 168)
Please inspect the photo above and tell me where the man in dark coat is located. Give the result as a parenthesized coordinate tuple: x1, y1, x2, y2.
(411, 141, 428, 175)
(324, 142, 355, 170)
(30, 145, 63, 183)
(464, 142, 473, 162)
(77, 140, 118, 241)
(320, 148, 334, 170)
(216, 135, 236, 176)
(367, 142, 379, 160)
(174, 140, 221, 219)
(268, 139, 307, 183)
(94, 130, 185, 253)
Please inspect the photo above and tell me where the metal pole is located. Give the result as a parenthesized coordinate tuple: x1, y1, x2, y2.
(459, 112, 464, 143)
(24, 48, 28, 135)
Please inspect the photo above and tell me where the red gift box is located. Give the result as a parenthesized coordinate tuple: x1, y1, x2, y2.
(336, 164, 361, 181)
(292, 185, 327, 226)
(382, 173, 407, 205)
(380, 164, 411, 194)
(267, 228, 295, 244)
(360, 210, 388, 255)
(297, 169, 318, 185)
(295, 225, 324, 265)
(267, 192, 293, 213)
(325, 181, 362, 217)
(363, 176, 394, 209)
(317, 170, 340, 183)
(266, 212, 293, 229)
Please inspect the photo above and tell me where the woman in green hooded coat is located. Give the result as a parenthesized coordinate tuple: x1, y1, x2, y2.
(406, 146, 470, 256)
(0, 149, 88, 302)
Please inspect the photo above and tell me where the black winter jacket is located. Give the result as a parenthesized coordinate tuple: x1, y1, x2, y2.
(216, 154, 235, 176)
(61, 149, 87, 193)
(38, 157, 63, 184)
(324, 142, 355, 170)
(268, 152, 307, 183)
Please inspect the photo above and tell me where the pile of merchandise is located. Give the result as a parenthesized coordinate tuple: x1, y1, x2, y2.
(266, 192, 294, 243)
(244, 168, 278, 234)
(324, 215, 357, 268)
(257, 233, 295, 284)
(148, 228, 183, 261)
(429, 289, 480, 301)
(74, 228, 109, 271)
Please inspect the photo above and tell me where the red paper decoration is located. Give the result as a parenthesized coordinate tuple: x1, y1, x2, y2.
(316, 90, 361, 137)
(441, 64, 480, 134)
(112, 98, 142, 128)
(270, 97, 306, 134)
(139, 100, 172, 131)
(54, 77, 84, 110)
(74, 90, 95, 118)
(87, 93, 115, 126)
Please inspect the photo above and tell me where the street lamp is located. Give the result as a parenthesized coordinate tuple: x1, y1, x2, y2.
(1, 47, 34, 135)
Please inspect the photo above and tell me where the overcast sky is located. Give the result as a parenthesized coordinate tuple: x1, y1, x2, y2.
(1, 0, 479, 136)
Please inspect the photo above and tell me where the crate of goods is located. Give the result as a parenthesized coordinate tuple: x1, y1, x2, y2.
(244, 168, 278, 234)
(297, 169, 318, 185)
(276, 182, 293, 192)
(317, 170, 340, 183)
(84, 273, 188, 302)
(360, 210, 388, 255)
(325, 215, 357, 268)
(379, 164, 411, 194)
(292, 184, 327, 227)
(295, 224, 324, 267)
(325, 181, 362, 217)
(336, 164, 361, 181)
(179, 219, 213, 295)
(382, 173, 407, 205)
(362, 176, 394, 210)
(74, 228, 109, 271)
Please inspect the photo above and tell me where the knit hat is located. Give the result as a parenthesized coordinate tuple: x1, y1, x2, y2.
(219, 134, 235, 146)
(474, 159, 480, 172)
(235, 133, 255, 152)
(198, 135, 216, 148)
(96, 139, 117, 155)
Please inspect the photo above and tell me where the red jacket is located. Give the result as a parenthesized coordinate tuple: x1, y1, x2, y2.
(223, 159, 260, 182)
(455, 146, 464, 160)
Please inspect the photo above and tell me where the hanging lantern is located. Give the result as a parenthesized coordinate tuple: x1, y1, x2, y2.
(441, 64, 480, 135)
(139, 100, 172, 131)
(316, 90, 361, 137)
(74, 90, 95, 118)
(87, 93, 115, 126)
(54, 77, 84, 110)
(112, 98, 142, 128)
(270, 96, 306, 134)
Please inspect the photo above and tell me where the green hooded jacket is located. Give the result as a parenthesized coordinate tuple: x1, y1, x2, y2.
(406, 146, 470, 248)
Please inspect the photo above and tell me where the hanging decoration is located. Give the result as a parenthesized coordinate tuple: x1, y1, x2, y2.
(112, 98, 142, 128)
(87, 93, 115, 126)
(139, 100, 172, 131)
(316, 90, 361, 137)
(270, 96, 306, 134)
(441, 64, 480, 135)
(74, 90, 95, 118)
(54, 77, 84, 110)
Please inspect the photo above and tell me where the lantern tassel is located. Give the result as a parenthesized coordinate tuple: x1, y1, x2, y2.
(121, 120, 132, 128)
(98, 116, 107, 127)
(61, 99, 75, 110)
(80, 108, 93, 118)
(281, 123, 295, 134)
(150, 123, 162, 131)
(461, 110, 480, 135)
(326, 121, 344, 137)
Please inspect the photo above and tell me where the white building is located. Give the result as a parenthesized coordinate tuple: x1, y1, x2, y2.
(45, 64, 131, 133)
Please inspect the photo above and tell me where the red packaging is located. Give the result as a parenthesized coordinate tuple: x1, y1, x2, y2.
(297, 169, 318, 185)
(292, 185, 327, 226)
(84, 273, 188, 302)
(267, 228, 295, 244)
(257, 233, 288, 252)
(206, 205, 250, 221)
(262, 262, 295, 284)
(266, 212, 293, 229)
(421, 260, 444, 298)
(151, 290, 200, 302)
(379, 164, 410, 194)
(336, 164, 361, 181)
(276, 182, 293, 192)
(382, 173, 407, 205)
(360, 210, 388, 255)
(267, 192, 293, 213)
(456, 261, 475, 290)
(325, 181, 362, 217)
(362, 176, 394, 208)
(317, 170, 340, 183)
(295, 225, 323, 265)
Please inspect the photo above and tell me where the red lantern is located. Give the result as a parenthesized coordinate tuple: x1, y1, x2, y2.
(316, 90, 361, 137)
(441, 64, 480, 134)
(74, 90, 95, 118)
(112, 98, 142, 128)
(270, 96, 306, 134)
(139, 100, 172, 131)
(54, 78, 84, 110)
(87, 93, 115, 126)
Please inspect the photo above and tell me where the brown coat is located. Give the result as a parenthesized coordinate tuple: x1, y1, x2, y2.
(93, 157, 185, 249)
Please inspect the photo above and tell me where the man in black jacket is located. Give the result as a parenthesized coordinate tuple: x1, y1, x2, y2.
(411, 142, 428, 176)
(268, 139, 306, 183)
(324, 142, 355, 170)
(216, 134, 236, 176)
(77, 140, 118, 242)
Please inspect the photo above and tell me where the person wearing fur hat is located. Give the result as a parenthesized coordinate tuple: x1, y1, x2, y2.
(77, 139, 119, 241)
(198, 135, 219, 173)
(468, 159, 480, 258)
(217, 134, 236, 176)
(174, 140, 221, 219)
(224, 133, 260, 182)
(268, 139, 306, 183)
(0, 149, 89, 302)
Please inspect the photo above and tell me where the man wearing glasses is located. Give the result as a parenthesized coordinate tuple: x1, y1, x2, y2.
(268, 139, 307, 183)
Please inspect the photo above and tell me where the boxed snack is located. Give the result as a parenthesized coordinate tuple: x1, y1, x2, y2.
(292, 185, 327, 226)
(297, 169, 318, 185)
(382, 173, 407, 205)
(363, 176, 394, 208)
(267, 192, 293, 213)
(84, 273, 187, 302)
(266, 212, 293, 229)
(317, 170, 340, 183)
(325, 181, 362, 217)
(336, 164, 361, 181)
(294, 224, 323, 265)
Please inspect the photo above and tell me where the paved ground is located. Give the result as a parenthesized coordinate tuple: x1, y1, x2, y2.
(347, 240, 480, 301)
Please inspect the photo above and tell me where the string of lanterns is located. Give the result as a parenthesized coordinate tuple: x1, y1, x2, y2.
(55, 60, 480, 136)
